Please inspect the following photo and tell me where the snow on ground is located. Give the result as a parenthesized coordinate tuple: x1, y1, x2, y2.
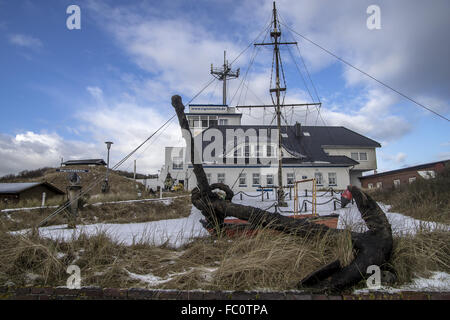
(354, 271, 450, 294)
(13, 191, 449, 248)
(12, 206, 209, 248)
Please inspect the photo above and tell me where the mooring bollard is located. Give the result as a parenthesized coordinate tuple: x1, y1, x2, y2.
(240, 193, 243, 201)
(331, 189, 334, 197)
(333, 200, 337, 211)
(304, 202, 307, 212)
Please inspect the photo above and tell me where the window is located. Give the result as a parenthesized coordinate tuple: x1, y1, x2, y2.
(409, 177, 416, 184)
(315, 172, 323, 185)
(350, 152, 368, 161)
(206, 173, 211, 184)
(368, 183, 374, 189)
(266, 145, 274, 157)
(209, 118, 218, 127)
(393, 179, 400, 188)
(287, 173, 295, 185)
(201, 116, 208, 128)
(239, 173, 247, 187)
(359, 152, 368, 161)
(172, 157, 183, 170)
(266, 174, 274, 186)
(328, 172, 337, 186)
(217, 173, 225, 184)
(252, 173, 260, 186)
(376, 182, 382, 189)
(302, 175, 307, 179)
(219, 119, 228, 125)
(244, 144, 250, 157)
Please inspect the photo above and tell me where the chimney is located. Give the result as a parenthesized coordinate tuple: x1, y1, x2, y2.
(295, 122, 302, 137)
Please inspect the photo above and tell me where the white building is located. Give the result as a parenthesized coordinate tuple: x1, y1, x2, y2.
(161, 104, 381, 191)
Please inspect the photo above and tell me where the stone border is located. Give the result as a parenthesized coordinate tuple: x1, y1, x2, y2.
(0, 286, 449, 300)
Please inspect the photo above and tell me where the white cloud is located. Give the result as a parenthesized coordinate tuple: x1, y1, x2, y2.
(8, 33, 43, 49)
(380, 151, 407, 164)
(0, 132, 98, 176)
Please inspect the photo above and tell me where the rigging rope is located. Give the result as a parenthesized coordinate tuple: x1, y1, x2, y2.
(278, 19, 449, 122)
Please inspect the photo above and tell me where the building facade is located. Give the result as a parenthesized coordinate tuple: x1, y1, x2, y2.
(161, 104, 381, 191)
(359, 160, 449, 190)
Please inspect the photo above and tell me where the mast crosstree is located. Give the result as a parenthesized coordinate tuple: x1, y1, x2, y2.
(211, 51, 240, 105)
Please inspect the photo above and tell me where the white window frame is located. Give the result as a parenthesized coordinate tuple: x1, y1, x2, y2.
(217, 173, 225, 184)
(409, 177, 416, 184)
(359, 152, 368, 161)
(368, 183, 373, 189)
(239, 173, 247, 187)
(172, 157, 183, 170)
(287, 173, 295, 186)
(376, 181, 382, 189)
(315, 172, 323, 185)
(351, 152, 359, 160)
(266, 174, 274, 186)
(393, 179, 400, 188)
(219, 119, 228, 125)
(252, 173, 261, 186)
(328, 172, 337, 186)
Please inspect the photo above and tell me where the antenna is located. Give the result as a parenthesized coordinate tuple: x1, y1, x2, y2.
(211, 51, 240, 105)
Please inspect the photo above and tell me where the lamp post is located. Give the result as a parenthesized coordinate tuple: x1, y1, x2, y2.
(103, 141, 113, 193)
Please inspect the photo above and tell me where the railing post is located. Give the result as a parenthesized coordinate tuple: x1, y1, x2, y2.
(305, 189, 307, 197)
(240, 193, 243, 201)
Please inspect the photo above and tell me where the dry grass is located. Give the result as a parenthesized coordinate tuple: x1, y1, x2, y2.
(0, 218, 448, 292)
(1, 196, 191, 231)
(368, 164, 450, 223)
(0, 168, 448, 292)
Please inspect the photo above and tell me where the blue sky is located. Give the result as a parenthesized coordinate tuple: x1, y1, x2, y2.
(0, 0, 449, 176)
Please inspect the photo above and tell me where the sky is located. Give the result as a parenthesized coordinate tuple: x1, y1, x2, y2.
(0, 0, 449, 177)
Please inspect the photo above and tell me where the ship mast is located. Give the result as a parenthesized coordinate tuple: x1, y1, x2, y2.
(211, 51, 240, 105)
(237, 1, 321, 207)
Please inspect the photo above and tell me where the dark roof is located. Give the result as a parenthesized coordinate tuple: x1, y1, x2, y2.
(62, 159, 106, 166)
(200, 125, 379, 166)
(0, 182, 65, 195)
(359, 159, 450, 180)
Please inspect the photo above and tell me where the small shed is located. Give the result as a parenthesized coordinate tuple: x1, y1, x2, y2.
(0, 182, 65, 203)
